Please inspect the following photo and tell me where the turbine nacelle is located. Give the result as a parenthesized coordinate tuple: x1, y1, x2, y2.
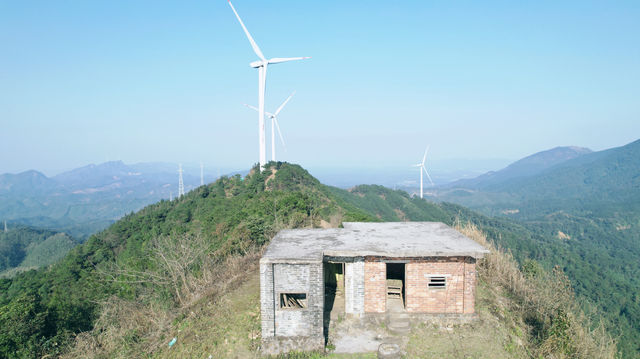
(250, 57, 311, 68)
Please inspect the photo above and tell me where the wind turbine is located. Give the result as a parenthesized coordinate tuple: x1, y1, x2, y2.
(245, 91, 295, 162)
(228, 0, 310, 170)
(413, 146, 434, 199)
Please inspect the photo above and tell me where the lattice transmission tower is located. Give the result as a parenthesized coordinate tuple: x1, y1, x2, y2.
(178, 164, 185, 198)
(200, 162, 204, 186)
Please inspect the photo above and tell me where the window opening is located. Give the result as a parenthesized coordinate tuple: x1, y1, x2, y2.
(280, 293, 307, 309)
(428, 276, 446, 289)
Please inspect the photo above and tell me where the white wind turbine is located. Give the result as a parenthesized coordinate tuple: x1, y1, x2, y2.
(245, 91, 295, 162)
(228, 1, 310, 170)
(413, 146, 434, 199)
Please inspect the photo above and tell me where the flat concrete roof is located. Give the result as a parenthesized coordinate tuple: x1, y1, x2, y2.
(261, 222, 490, 263)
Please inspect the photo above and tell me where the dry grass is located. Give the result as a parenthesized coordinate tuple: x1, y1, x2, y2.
(456, 222, 617, 359)
(152, 269, 262, 358)
(63, 234, 263, 359)
(64, 297, 171, 359)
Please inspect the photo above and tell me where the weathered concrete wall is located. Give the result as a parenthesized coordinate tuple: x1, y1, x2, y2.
(272, 263, 324, 337)
(261, 335, 324, 356)
(345, 260, 365, 315)
(261, 261, 325, 355)
(260, 262, 275, 338)
(405, 258, 468, 313)
(364, 261, 386, 313)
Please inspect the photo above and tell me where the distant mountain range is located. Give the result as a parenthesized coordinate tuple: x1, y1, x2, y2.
(0, 161, 218, 238)
(444, 146, 592, 190)
(432, 140, 640, 218)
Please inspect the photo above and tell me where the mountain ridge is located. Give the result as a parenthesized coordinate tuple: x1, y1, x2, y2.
(445, 145, 592, 190)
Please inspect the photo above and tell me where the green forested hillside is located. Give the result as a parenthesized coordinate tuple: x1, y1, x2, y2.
(0, 226, 77, 277)
(0, 163, 626, 358)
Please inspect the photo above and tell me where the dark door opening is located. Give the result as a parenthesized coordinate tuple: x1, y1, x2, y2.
(386, 262, 405, 310)
(323, 262, 344, 341)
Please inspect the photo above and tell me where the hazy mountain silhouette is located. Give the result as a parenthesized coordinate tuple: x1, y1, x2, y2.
(445, 146, 592, 190)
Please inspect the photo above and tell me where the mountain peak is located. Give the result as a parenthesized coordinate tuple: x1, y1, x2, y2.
(0, 170, 55, 193)
(516, 146, 592, 165)
(565, 146, 592, 154)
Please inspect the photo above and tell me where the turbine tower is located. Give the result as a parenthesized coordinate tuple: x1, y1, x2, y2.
(228, 0, 310, 170)
(178, 164, 185, 198)
(200, 162, 204, 186)
(412, 146, 434, 199)
(245, 91, 295, 162)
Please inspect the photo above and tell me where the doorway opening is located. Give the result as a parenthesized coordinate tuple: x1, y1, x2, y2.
(386, 262, 405, 311)
(323, 262, 345, 340)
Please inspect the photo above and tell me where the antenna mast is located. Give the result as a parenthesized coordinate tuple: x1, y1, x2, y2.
(178, 164, 185, 198)
(200, 162, 204, 186)
(3, 220, 6, 233)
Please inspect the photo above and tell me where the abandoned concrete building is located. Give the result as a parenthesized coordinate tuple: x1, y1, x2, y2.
(259, 222, 490, 354)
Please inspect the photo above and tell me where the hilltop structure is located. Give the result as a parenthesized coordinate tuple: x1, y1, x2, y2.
(260, 222, 489, 354)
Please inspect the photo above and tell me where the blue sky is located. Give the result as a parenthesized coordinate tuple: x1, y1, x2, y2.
(1, 0, 638, 176)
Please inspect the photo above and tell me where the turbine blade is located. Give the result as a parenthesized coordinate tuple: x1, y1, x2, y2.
(244, 104, 259, 112)
(422, 145, 429, 166)
(274, 91, 296, 115)
(423, 166, 434, 185)
(245, 104, 275, 119)
(268, 57, 311, 64)
(228, 1, 266, 61)
(274, 117, 287, 151)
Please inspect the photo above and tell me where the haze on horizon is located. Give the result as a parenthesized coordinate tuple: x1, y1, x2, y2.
(1, 0, 638, 176)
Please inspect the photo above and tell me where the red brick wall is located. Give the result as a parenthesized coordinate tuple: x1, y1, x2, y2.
(463, 261, 476, 314)
(364, 262, 386, 313)
(364, 257, 477, 314)
(405, 260, 464, 313)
